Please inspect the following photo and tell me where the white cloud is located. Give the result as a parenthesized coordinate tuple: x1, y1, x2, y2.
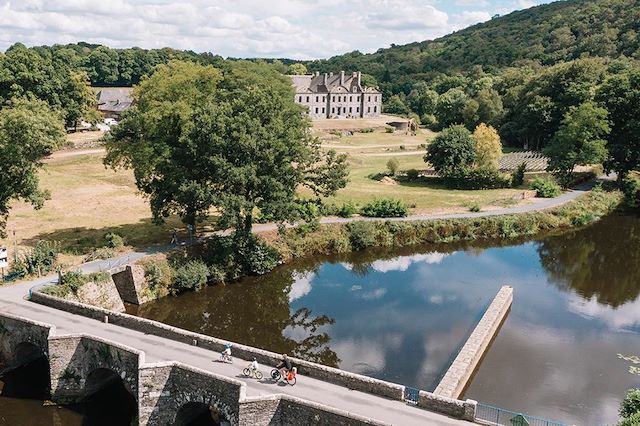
(369, 252, 452, 273)
(288, 271, 314, 302)
(567, 295, 640, 331)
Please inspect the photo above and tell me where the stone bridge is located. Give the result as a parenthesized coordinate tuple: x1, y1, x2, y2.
(0, 276, 512, 425)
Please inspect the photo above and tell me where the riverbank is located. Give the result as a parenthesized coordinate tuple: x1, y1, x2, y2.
(38, 184, 623, 306)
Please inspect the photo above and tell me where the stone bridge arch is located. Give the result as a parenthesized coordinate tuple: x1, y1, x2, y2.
(48, 334, 142, 404)
(139, 363, 241, 426)
(0, 313, 52, 372)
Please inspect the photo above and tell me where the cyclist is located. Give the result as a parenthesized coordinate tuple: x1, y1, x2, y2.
(250, 357, 259, 373)
(276, 353, 292, 381)
(221, 343, 232, 361)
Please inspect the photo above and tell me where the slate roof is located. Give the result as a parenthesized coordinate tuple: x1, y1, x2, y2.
(96, 88, 134, 113)
(290, 72, 380, 94)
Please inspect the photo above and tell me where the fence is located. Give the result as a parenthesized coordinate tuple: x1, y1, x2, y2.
(475, 403, 566, 426)
(404, 387, 419, 404)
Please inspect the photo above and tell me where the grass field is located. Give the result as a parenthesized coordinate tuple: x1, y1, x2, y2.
(2, 127, 532, 264)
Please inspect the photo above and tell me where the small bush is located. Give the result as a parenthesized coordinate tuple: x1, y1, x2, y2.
(358, 128, 375, 133)
(406, 169, 420, 181)
(469, 203, 481, 213)
(511, 162, 527, 187)
(171, 260, 210, 295)
(345, 222, 379, 251)
(318, 202, 339, 217)
(386, 158, 400, 176)
(337, 202, 359, 218)
(385, 127, 394, 133)
(531, 177, 562, 198)
(104, 233, 124, 249)
(621, 173, 640, 209)
(619, 412, 640, 426)
(361, 198, 408, 218)
(443, 167, 511, 190)
(620, 389, 640, 419)
(11, 241, 61, 277)
(399, 145, 406, 150)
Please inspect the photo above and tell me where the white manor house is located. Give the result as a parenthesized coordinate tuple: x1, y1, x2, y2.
(290, 71, 382, 119)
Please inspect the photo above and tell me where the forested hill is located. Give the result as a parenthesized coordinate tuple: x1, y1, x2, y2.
(306, 0, 640, 94)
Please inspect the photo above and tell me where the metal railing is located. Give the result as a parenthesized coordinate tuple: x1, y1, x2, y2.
(404, 387, 420, 405)
(475, 403, 566, 426)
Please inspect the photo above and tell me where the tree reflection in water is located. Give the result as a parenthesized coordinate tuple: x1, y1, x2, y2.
(537, 213, 640, 307)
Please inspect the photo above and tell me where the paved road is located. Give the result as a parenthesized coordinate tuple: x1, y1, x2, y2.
(0, 281, 467, 425)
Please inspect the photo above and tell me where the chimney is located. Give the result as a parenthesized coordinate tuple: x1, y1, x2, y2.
(357, 71, 362, 86)
(340, 71, 345, 85)
(323, 73, 328, 85)
(315, 71, 320, 77)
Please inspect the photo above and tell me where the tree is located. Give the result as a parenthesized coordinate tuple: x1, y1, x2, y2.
(473, 124, 502, 170)
(406, 82, 438, 117)
(597, 69, 640, 178)
(0, 99, 66, 237)
(383, 95, 410, 115)
(425, 125, 476, 176)
(105, 61, 348, 238)
(386, 158, 399, 176)
(435, 88, 468, 129)
(287, 63, 308, 75)
(544, 102, 610, 186)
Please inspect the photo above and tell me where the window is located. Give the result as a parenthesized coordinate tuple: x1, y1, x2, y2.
(350, 96, 352, 102)
(298, 96, 302, 102)
(316, 96, 318, 102)
(368, 96, 371, 102)
(332, 107, 335, 113)
(338, 96, 341, 102)
(349, 107, 352, 113)
(332, 96, 335, 102)
(306, 96, 309, 102)
(356, 107, 359, 112)
(353, 87, 357, 93)
(367, 107, 371, 113)
(315, 107, 319, 113)
(322, 107, 325, 113)
(374, 96, 377, 102)
(374, 106, 377, 113)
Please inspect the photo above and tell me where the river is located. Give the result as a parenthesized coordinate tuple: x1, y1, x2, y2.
(2, 214, 639, 425)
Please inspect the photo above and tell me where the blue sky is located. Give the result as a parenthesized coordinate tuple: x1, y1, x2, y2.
(0, 0, 553, 59)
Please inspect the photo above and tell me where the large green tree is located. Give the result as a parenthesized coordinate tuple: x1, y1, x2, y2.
(597, 68, 640, 178)
(0, 99, 66, 237)
(425, 125, 476, 175)
(544, 102, 610, 185)
(105, 60, 348, 236)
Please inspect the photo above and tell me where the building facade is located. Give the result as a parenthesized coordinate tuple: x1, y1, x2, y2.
(290, 71, 382, 119)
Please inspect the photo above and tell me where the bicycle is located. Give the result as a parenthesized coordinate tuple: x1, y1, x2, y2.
(219, 352, 233, 364)
(243, 364, 264, 380)
(271, 367, 297, 386)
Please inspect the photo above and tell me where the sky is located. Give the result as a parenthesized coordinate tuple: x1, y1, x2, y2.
(0, 0, 553, 59)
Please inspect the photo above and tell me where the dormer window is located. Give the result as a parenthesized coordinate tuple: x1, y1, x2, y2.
(353, 87, 357, 93)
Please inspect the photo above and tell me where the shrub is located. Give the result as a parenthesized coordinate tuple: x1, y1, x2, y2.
(171, 260, 210, 295)
(337, 202, 359, 218)
(360, 198, 408, 218)
(511, 162, 527, 187)
(358, 127, 375, 133)
(318, 202, 339, 217)
(531, 177, 562, 198)
(104, 232, 124, 249)
(621, 173, 640, 208)
(420, 114, 438, 129)
(11, 240, 61, 277)
(469, 203, 481, 212)
(425, 125, 476, 175)
(443, 167, 511, 190)
(385, 127, 394, 133)
(386, 158, 400, 176)
(406, 169, 420, 181)
(620, 389, 640, 419)
(619, 412, 640, 426)
(59, 270, 86, 294)
(237, 235, 281, 275)
(345, 222, 379, 251)
(399, 145, 406, 150)
(201, 234, 280, 281)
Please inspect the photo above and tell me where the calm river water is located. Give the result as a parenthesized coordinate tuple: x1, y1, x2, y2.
(2, 214, 639, 425)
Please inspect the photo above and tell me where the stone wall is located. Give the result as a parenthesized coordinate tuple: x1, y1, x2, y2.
(238, 396, 281, 426)
(48, 333, 143, 403)
(139, 362, 242, 426)
(0, 312, 54, 370)
(434, 285, 513, 400)
(111, 264, 151, 305)
(418, 391, 477, 422)
(71, 277, 126, 312)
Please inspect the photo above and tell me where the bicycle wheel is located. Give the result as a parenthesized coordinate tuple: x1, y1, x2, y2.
(271, 369, 281, 381)
(243, 368, 251, 377)
(255, 371, 263, 380)
(288, 376, 296, 386)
